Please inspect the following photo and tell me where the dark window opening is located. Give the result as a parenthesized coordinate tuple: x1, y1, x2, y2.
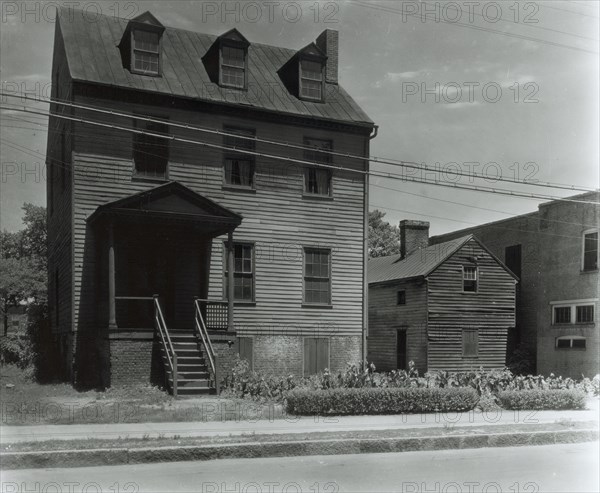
(554, 306, 571, 324)
(224, 127, 255, 187)
(133, 120, 169, 180)
(463, 266, 477, 292)
(304, 248, 331, 305)
(505, 244, 522, 279)
(556, 337, 586, 350)
(303, 138, 332, 196)
(583, 231, 598, 271)
(576, 305, 594, 323)
(397, 290, 406, 305)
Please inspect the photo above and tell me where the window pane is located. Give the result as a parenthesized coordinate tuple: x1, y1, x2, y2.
(572, 338, 586, 349)
(554, 306, 571, 324)
(304, 249, 331, 304)
(397, 291, 406, 305)
(222, 66, 245, 87)
(556, 338, 571, 349)
(133, 30, 159, 52)
(300, 79, 322, 100)
(134, 51, 159, 73)
(583, 232, 598, 271)
(223, 46, 245, 67)
(225, 159, 253, 186)
(304, 168, 331, 195)
(576, 305, 594, 323)
(133, 121, 168, 178)
(301, 60, 323, 80)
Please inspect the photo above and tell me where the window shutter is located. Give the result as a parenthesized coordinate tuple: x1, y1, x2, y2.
(239, 337, 253, 370)
(316, 338, 330, 372)
(304, 338, 313, 377)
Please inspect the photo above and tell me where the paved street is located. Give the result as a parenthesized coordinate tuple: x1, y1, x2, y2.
(2, 442, 598, 493)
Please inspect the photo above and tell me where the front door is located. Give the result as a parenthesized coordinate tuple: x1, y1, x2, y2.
(397, 329, 407, 370)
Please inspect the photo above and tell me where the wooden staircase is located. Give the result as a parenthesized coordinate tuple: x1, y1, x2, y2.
(162, 330, 215, 396)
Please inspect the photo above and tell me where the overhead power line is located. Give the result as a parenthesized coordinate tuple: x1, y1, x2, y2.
(1, 103, 598, 206)
(0, 93, 595, 194)
(349, 0, 599, 54)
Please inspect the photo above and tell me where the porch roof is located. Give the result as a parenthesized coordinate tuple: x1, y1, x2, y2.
(87, 181, 242, 235)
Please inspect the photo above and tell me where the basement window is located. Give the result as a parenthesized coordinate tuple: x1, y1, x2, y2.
(556, 336, 586, 350)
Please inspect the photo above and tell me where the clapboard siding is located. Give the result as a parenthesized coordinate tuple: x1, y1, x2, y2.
(427, 238, 516, 370)
(70, 93, 368, 339)
(47, 20, 73, 347)
(367, 280, 427, 373)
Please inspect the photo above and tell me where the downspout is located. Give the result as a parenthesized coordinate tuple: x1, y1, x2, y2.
(362, 124, 378, 365)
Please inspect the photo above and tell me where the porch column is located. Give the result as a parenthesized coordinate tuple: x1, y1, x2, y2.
(227, 231, 234, 332)
(108, 223, 117, 330)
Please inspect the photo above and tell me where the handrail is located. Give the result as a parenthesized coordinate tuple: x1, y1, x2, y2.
(194, 298, 219, 394)
(154, 296, 177, 398)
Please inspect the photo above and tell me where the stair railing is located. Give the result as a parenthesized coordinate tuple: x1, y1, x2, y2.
(194, 297, 219, 394)
(154, 295, 177, 398)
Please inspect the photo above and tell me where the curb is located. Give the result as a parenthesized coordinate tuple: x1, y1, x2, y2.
(1, 429, 598, 470)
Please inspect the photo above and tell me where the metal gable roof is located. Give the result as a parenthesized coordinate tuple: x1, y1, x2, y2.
(368, 236, 473, 285)
(57, 8, 374, 126)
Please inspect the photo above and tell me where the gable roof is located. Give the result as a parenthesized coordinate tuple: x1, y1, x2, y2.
(368, 235, 519, 285)
(56, 8, 374, 127)
(87, 181, 242, 234)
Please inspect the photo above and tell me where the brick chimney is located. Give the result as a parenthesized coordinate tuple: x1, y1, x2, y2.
(400, 220, 430, 258)
(316, 29, 338, 84)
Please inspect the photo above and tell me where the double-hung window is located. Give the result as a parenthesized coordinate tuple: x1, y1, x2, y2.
(304, 248, 331, 305)
(304, 138, 332, 196)
(463, 266, 478, 292)
(132, 30, 160, 75)
(225, 243, 254, 302)
(133, 119, 169, 180)
(300, 59, 324, 101)
(221, 45, 246, 88)
(224, 127, 255, 188)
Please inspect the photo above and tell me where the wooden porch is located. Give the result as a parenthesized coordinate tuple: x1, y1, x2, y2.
(88, 182, 243, 396)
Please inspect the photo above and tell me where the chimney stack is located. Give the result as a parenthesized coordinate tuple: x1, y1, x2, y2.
(400, 220, 430, 258)
(316, 29, 339, 84)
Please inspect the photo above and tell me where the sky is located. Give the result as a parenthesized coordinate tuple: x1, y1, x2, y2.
(1, 0, 598, 235)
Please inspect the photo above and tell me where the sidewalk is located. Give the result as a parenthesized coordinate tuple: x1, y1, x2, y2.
(2, 400, 598, 444)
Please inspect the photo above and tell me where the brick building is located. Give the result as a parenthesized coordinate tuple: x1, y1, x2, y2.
(47, 9, 375, 394)
(431, 192, 599, 378)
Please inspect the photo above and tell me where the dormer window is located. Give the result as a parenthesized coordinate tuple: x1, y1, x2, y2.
(132, 30, 160, 75)
(300, 60, 324, 101)
(221, 46, 246, 88)
(118, 11, 165, 77)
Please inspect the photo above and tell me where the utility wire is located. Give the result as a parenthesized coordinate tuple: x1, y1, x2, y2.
(1, 93, 595, 194)
(1, 103, 598, 206)
(349, 0, 599, 54)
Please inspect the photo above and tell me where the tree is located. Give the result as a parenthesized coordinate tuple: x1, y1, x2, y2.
(0, 203, 47, 335)
(369, 210, 401, 258)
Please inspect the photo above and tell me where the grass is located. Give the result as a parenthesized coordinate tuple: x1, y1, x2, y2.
(2, 420, 597, 453)
(1, 364, 284, 425)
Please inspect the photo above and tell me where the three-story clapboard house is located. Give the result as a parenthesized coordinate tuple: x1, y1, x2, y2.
(47, 9, 375, 394)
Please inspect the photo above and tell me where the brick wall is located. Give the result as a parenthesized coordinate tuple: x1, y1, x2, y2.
(108, 334, 164, 386)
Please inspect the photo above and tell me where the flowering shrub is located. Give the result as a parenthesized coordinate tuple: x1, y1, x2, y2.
(221, 358, 599, 404)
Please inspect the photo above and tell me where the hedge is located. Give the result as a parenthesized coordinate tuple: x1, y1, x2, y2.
(497, 389, 587, 410)
(285, 387, 479, 415)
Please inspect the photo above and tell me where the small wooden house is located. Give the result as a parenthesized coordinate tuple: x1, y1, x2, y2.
(368, 221, 517, 373)
(46, 9, 375, 395)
